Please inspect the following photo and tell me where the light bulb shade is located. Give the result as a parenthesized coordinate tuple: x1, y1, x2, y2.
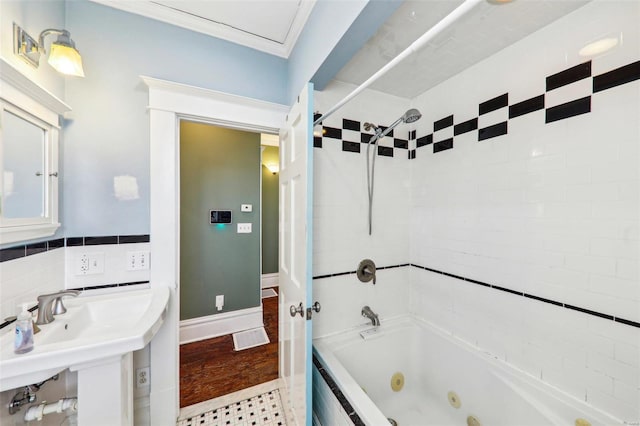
(48, 42, 84, 77)
(265, 163, 279, 174)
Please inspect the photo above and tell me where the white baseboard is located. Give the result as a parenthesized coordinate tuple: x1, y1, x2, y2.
(261, 273, 279, 289)
(179, 306, 263, 345)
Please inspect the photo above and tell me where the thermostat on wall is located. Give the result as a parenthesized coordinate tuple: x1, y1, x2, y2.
(210, 210, 232, 224)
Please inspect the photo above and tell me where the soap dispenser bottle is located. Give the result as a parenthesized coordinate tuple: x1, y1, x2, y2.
(14, 304, 34, 354)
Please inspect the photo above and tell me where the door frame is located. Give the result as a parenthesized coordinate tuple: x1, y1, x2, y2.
(143, 76, 289, 424)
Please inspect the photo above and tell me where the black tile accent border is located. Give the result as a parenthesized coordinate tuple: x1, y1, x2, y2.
(313, 355, 364, 426)
(547, 61, 591, 91)
(342, 141, 361, 153)
(523, 293, 563, 307)
(593, 60, 640, 93)
(545, 96, 591, 123)
(393, 139, 408, 149)
(85, 236, 118, 245)
(1, 235, 151, 263)
(509, 95, 545, 119)
(313, 263, 637, 328)
(479, 93, 508, 115)
(48, 238, 65, 249)
(323, 126, 342, 140)
(454, 118, 478, 136)
(66, 237, 84, 246)
(378, 146, 394, 157)
(410, 263, 639, 329)
(314, 58, 639, 159)
(417, 134, 433, 147)
(26, 242, 47, 256)
(360, 133, 374, 144)
(433, 138, 453, 153)
(313, 264, 407, 280)
(69, 281, 149, 292)
(65, 235, 150, 247)
(478, 122, 508, 141)
(434, 115, 454, 131)
(342, 119, 360, 132)
(118, 235, 150, 244)
(0, 246, 26, 262)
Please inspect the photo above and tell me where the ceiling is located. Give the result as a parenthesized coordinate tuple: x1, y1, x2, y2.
(333, 0, 590, 99)
(89, 0, 316, 58)
(90, 0, 590, 99)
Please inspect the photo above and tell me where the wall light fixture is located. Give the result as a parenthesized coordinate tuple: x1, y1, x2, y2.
(13, 23, 85, 77)
(265, 163, 279, 175)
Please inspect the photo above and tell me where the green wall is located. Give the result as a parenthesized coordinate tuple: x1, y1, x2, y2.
(261, 146, 279, 274)
(180, 122, 261, 320)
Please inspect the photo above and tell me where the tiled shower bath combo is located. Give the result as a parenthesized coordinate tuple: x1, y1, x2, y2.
(311, 2, 639, 424)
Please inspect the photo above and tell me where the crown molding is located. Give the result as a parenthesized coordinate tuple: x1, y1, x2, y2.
(90, 0, 315, 58)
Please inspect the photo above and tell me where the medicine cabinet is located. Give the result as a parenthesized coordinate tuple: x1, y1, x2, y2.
(0, 59, 70, 244)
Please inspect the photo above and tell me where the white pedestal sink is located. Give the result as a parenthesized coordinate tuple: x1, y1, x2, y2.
(0, 286, 169, 425)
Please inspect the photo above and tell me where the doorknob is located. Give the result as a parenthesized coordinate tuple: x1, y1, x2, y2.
(311, 302, 321, 313)
(289, 302, 304, 318)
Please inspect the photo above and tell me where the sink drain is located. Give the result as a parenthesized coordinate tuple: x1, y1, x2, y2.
(388, 418, 398, 426)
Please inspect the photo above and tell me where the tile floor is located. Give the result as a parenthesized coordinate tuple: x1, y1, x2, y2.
(178, 380, 289, 426)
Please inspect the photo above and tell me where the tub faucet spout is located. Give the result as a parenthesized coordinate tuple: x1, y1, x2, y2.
(361, 306, 380, 327)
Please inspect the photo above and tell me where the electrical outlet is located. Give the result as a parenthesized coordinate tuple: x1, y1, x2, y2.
(136, 367, 150, 388)
(75, 253, 104, 275)
(126, 251, 150, 271)
(216, 295, 224, 311)
(76, 254, 89, 275)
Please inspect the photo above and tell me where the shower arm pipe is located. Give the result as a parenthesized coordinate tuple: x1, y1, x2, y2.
(313, 0, 483, 127)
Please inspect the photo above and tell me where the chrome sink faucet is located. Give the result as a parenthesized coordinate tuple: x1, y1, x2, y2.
(361, 305, 380, 327)
(36, 290, 81, 325)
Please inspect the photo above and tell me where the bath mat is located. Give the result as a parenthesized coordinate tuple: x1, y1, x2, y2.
(233, 327, 270, 351)
(261, 288, 278, 298)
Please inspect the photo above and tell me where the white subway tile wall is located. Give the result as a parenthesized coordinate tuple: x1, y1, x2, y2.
(408, 1, 639, 421)
(0, 237, 152, 426)
(312, 1, 639, 422)
(0, 248, 64, 321)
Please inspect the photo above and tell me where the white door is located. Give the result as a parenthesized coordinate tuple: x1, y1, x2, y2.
(279, 83, 313, 426)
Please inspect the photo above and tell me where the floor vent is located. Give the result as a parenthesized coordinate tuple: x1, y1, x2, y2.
(233, 327, 270, 351)
(261, 288, 277, 299)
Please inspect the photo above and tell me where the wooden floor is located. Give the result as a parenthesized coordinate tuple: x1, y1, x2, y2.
(179, 290, 279, 408)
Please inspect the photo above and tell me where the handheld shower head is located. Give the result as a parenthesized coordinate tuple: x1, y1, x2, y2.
(402, 108, 422, 124)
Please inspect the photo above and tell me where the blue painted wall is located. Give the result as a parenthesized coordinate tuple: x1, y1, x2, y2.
(287, 0, 368, 103)
(2, 0, 375, 239)
(62, 0, 289, 237)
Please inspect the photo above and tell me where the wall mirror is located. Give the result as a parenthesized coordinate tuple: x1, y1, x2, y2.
(0, 59, 69, 245)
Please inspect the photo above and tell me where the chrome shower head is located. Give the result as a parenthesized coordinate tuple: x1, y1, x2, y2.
(402, 108, 422, 124)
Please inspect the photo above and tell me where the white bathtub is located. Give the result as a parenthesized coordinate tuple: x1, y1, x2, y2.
(313, 317, 621, 426)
